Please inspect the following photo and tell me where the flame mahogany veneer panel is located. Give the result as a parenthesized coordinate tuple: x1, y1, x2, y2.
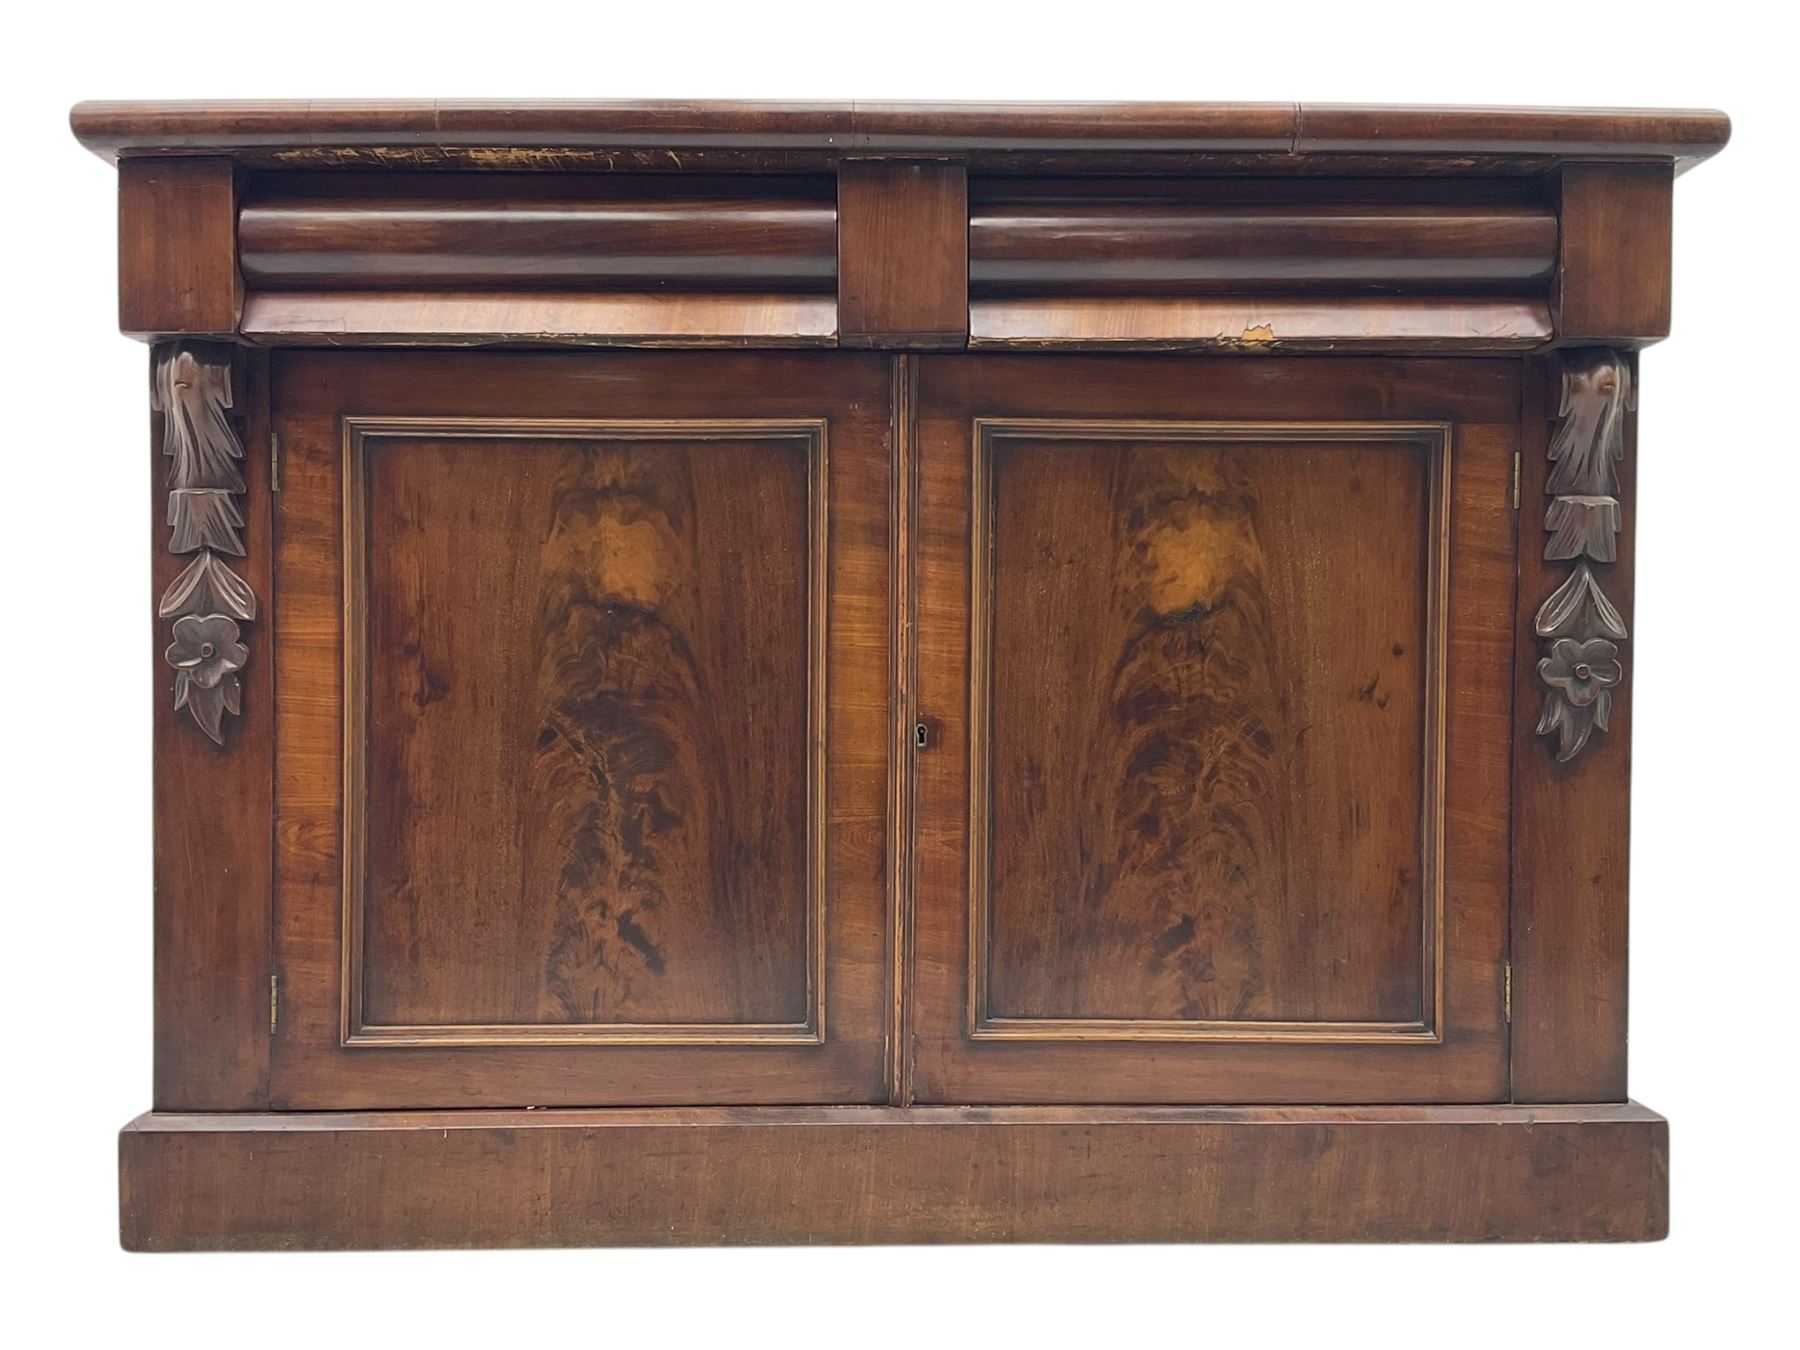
(911, 356, 1516, 1104)
(269, 350, 892, 1107)
(983, 431, 1434, 1027)
(356, 432, 816, 1033)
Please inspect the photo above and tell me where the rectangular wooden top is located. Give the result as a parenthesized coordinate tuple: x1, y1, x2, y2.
(71, 100, 1730, 173)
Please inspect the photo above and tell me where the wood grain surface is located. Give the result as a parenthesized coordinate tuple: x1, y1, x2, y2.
(355, 429, 817, 1034)
(969, 295, 1551, 351)
(912, 356, 1515, 1103)
(980, 427, 1435, 1028)
(1510, 354, 1635, 1101)
(837, 161, 969, 348)
(238, 290, 838, 347)
(150, 346, 273, 1109)
(970, 198, 1556, 296)
(72, 99, 1731, 170)
(120, 1102, 1670, 1249)
(240, 174, 837, 292)
(1556, 162, 1674, 343)
(270, 351, 891, 1107)
(118, 157, 240, 337)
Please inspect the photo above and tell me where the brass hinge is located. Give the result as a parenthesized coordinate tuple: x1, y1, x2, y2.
(1503, 962, 1513, 1023)
(270, 974, 279, 1033)
(1511, 450, 1521, 509)
(270, 430, 282, 494)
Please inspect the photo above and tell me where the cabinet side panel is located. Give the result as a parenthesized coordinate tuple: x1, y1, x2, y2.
(1511, 354, 1633, 1101)
(152, 347, 273, 1109)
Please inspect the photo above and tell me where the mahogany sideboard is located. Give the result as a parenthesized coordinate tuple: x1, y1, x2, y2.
(71, 99, 1729, 1248)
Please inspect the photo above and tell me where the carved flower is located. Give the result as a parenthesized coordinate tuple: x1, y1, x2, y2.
(165, 614, 247, 689)
(1538, 637, 1621, 708)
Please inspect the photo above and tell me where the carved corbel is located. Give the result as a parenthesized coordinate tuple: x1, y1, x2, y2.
(1534, 349, 1632, 761)
(155, 343, 255, 744)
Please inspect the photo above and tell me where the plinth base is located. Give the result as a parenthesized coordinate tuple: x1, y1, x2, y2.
(120, 1101, 1668, 1249)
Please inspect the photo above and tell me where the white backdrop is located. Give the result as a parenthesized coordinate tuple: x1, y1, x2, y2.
(5, 3, 1793, 1344)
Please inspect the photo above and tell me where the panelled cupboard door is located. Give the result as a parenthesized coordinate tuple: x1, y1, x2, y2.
(911, 356, 1516, 1104)
(270, 351, 890, 1107)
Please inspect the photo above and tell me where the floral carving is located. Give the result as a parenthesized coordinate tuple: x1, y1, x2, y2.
(167, 614, 248, 687)
(1539, 635, 1621, 716)
(156, 343, 253, 744)
(1534, 350, 1632, 762)
(167, 615, 248, 742)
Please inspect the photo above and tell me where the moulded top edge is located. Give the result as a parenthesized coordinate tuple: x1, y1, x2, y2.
(68, 99, 1731, 170)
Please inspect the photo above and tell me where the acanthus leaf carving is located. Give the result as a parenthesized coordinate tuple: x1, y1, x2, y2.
(173, 668, 242, 745)
(154, 346, 243, 491)
(1547, 352, 1633, 497)
(1535, 672, 1613, 762)
(158, 550, 257, 623)
(1534, 349, 1632, 763)
(166, 488, 247, 555)
(1534, 560, 1628, 642)
(1543, 494, 1621, 562)
(156, 343, 253, 745)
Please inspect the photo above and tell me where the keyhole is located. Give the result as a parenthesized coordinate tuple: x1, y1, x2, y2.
(913, 715, 941, 751)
